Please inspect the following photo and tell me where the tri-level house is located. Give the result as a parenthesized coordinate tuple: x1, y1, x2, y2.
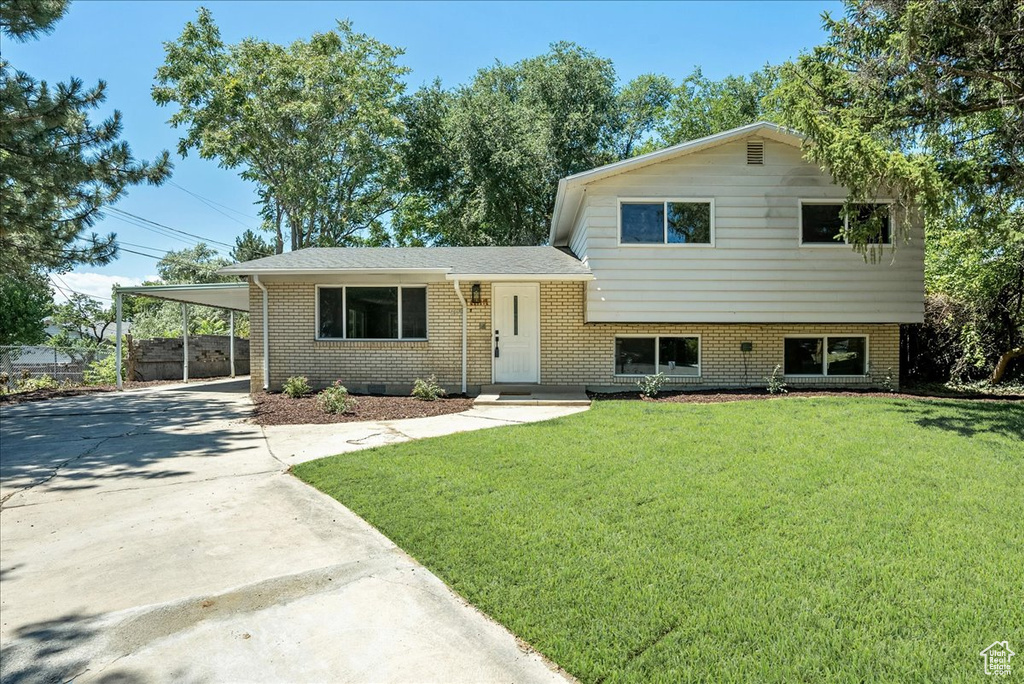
(221, 122, 925, 395)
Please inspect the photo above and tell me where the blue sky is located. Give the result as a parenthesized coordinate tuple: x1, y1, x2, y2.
(8, 0, 841, 300)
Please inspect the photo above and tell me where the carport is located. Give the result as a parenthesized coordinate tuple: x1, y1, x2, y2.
(113, 282, 249, 389)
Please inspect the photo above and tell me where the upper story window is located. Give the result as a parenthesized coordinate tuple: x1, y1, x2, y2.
(620, 199, 713, 245)
(800, 201, 892, 245)
(317, 285, 427, 340)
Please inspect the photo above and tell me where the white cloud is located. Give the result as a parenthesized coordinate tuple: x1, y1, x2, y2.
(49, 272, 151, 304)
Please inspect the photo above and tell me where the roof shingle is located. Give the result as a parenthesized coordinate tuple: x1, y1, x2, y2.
(219, 246, 590, 277)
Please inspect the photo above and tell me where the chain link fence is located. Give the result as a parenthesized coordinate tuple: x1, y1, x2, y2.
(0, 345, 113, 386)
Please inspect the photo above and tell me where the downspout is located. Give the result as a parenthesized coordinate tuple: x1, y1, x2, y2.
(453, 279, 467, 395)
(253, 275, 270, 390)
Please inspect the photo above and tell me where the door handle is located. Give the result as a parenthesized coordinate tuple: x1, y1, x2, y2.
(494, 330, 499, 358)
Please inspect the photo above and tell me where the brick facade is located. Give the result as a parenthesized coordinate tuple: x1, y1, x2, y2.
(249, 279, 900, 394)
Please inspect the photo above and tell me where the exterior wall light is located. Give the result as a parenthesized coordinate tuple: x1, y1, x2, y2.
(471, 283, 481, 304)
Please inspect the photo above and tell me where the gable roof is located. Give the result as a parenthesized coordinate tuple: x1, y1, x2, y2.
(219, 246, 592, 280)
(548, 121, 805, 246)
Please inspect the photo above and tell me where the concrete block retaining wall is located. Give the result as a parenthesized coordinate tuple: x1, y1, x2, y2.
(130, 336, 249, 381)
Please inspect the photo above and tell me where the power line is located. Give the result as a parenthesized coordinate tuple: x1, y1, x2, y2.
(51, 273, 114, 303)
(169, 180, 260, 225)
(105, 207, 236, 249)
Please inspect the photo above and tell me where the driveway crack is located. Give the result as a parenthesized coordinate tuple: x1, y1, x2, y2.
(0, 436, 113, 509)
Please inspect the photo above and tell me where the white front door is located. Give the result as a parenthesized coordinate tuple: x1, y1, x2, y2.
(492, 283, 540, 383)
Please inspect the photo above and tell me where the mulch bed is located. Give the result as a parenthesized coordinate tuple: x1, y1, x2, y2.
(0, 379, 184, 405)
(592, 387, 1024, 404)
(252, 391, 475, 426)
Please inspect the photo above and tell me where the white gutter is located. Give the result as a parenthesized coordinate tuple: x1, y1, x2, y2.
(219, 267, 451, 276)
(253, 275, 270, 390)
(444, 273, 594, 282)
(453, 279, 468, 395)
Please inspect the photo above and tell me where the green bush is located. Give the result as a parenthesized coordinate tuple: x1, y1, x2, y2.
(84, 352, 123, 385)
(411, 375, 446, 401)
(282, 375, 311, 398)
(317, 381, 355, 414)
(637, 372, 666, 398)
(15, 374, 60, 392)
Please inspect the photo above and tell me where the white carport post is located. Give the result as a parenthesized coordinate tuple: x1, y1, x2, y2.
(181, 303, 189, 383)
(229, 310, 236, 378)
(115, 290, 123, 390)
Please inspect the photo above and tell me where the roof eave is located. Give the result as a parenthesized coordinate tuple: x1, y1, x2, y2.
(445, 272, 594, 282)
(216, 266, 454, 276)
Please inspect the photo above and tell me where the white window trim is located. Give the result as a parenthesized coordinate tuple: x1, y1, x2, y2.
(783, 334, 870, 377)
(613, 334, 702, 378)
(315, 284, 429, 341)
(618, 198, 716, 247)
(798, 199, 895, 248)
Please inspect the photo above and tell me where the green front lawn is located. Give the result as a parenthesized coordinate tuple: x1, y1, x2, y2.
(293, 398, 1024, 683)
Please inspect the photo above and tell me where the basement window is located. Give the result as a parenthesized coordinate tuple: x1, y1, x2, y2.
(784, 336, 867, 376)
(615, 336, 700, 376)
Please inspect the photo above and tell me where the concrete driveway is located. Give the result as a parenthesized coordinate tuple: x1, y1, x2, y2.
(0, 379, 570, 683)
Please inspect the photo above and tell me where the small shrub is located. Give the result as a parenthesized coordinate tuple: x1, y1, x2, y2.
(317, 381, 355, 414)
(765, 364, 788, 395)
(411, 375, 446, 401)
(84, 353, 123, 385)
(15, 374, 60, 392)
(880, 367, 896, 393)
(637, 372, 666, 399)
(282, 375, 311, 398)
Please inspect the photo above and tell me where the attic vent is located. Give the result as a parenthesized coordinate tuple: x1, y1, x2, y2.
(746, 140, 764, 165)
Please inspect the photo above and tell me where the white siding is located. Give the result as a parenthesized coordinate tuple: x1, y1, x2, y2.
(568, 203, 590, 261)
(576, 139, 925, 323)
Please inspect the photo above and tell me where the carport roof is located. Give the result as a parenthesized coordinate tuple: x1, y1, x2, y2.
(115, 283, 249, 312)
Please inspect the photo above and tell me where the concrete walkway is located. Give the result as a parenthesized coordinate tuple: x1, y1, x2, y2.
(0, 378, 580, 683)
(264, 404, 588, 466)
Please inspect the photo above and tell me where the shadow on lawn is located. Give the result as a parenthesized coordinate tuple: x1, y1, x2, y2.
(896, 399, 1024, 441)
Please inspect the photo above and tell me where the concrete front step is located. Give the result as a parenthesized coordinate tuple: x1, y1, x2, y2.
(474, 384, 590, 407)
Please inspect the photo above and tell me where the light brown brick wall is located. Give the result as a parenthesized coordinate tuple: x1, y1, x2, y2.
(537, 282, 900, 389)
(249, 279, 900, 393)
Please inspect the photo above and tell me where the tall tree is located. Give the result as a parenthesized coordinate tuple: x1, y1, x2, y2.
(402, 43, 622, 246)
(0, 0, 172, 276)
(153, 8, 408, 250)
(614, 73, 674, 158)
(0, 270, 52, 345)
(656, 66, 781, 147)
(231, 229, 274, 263)
(777, 0, 1023, 380)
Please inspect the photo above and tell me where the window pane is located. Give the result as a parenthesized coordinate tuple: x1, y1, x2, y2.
(615, 337, 656, 375)
(784, 338, 824, 375)
(801, 204, 844, 243)
(853, 204, 891, 244)
(827, 336, 866, 375)
(621, 203, 664, 243)
(318, 288, 345, 338)
(667, 203, 711, 244)
(401, 287, 427, 339)
(659, 337, 699, 375)
(347, 287, 398, 339)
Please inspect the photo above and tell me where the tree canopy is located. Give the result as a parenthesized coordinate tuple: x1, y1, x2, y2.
(778, 0, 1023, 380)
(401, 43, 679, 246)
(0, 0, 171, 277)
(153, 8, 408, 251)
(0, 270, 52, 346)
